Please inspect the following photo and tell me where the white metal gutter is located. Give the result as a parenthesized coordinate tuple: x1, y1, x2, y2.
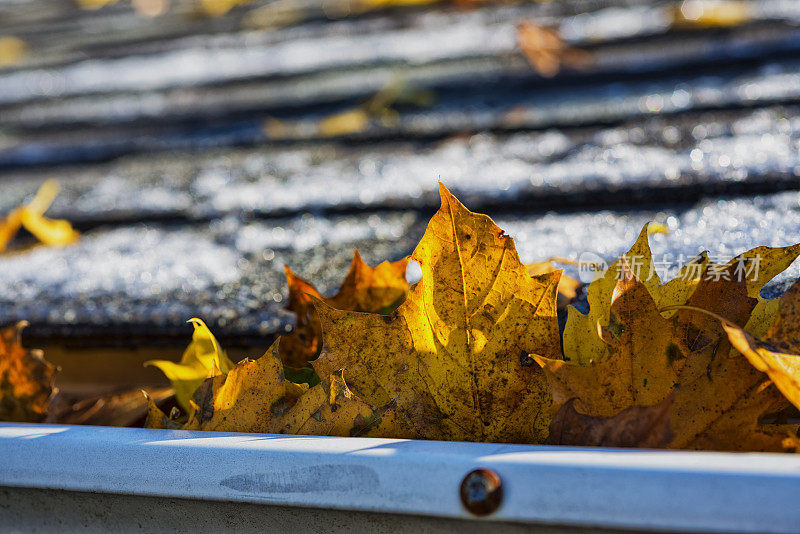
(0, 423, 798, 533)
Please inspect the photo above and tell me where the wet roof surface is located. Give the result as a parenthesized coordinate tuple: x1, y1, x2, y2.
(1, 0, 799, 347)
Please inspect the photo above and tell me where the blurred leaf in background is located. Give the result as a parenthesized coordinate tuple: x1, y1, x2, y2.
(0, 37, 26, 69)
(0, 180, 80, 253)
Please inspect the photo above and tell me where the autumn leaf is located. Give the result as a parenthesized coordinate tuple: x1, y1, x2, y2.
(671, 0, 752, 28)
(662, 247, 800, 451)
(326, 249, 410, 313)
(659, 249, 800, 451)
(147, 341, 408, 438)
(516, 21, 592, 78)
(0, 36, 26, 68)
(535, 260, 689, 418)
(668, 350, 796, 452)
(562, 224, 664, 366)
(145, 393, 183, 430)
(265, 81, 432, 140)
(49, 387, 172, 427)
(280, 249, 409, 370)
(716, 277, 800, 413)
(527, 225, 670, 313)
(540, 235, 800, 451)
(280, 267, 325, 370)
(561, 224, 795, 366)
(313, 183, 561, 443)
(526, 259, 580, 309)
(669, 259, 754, 385)
(0, 322, 57, 423)
(146, 318, 235, 412)
(547, 394, 674, 449)
(0, 180, 80, 252)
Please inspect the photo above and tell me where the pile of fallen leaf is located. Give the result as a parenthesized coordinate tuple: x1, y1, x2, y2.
(4, 183, 800, 452)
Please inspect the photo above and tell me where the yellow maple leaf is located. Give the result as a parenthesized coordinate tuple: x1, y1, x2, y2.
(147, 341, 408, 437)
(667, 245, 799, 397)
(0, 322, 58, 423)
(719, 277, 800, 413)
(535, 261, 690, 417)
(313, 183, 561, 443)
(280, 249, 409, 370)
(666, 244, 800, 452)
(562, 224, 664, 365)
(663, 259, 797, 451)
(146, 318, 235, 412)
(562, 225, 798, 366)
(539, 239, 800, 451)
(265, 81, 430, 140)
(0, 180, 80, 252)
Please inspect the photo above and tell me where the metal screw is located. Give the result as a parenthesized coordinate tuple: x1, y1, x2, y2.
(460, 468, 503, 516)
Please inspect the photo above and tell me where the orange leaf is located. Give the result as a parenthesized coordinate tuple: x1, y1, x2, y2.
(0, 322, 57, 423)
(280, 249, 409, 369)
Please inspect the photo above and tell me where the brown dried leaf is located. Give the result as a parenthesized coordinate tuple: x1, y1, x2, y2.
(547, 394, 674, 448)
(517, 21, 592, 77)
(0, 322, 57, 423)
(50, 387, 172, 427)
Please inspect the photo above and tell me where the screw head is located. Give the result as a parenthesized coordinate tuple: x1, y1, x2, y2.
(460, 468, 503, 516)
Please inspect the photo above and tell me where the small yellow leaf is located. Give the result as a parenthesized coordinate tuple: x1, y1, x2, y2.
(318, 109, 370, 137)
(673, 0, 752, 28)
(26, 178, 60, 216)
(76, 0, 118, 8)
(0, 209, 23, 252)
(146, 318, 235, 412)
(18, 209, 80, 247)
(526, 259, 580, 308)
(0, 179, 80, 252)
(0, 37, 26, 68)
(200, 0, 239, 16)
